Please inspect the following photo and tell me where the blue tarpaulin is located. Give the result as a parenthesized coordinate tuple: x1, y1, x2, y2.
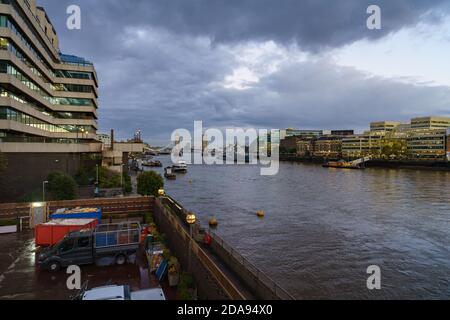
(50, 208, 102, 224)
(156, 260, 168, 281)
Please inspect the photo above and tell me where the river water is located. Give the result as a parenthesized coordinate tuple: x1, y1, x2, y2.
(146, 156, 450, 299)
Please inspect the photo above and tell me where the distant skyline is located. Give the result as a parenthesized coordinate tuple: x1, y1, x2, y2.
(40, 0, 450, 146)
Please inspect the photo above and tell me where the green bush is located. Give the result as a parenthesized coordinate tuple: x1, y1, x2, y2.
(137, 171, 164, 197)
(176, 272, 196, 300)
(123, 171, 132, 193)
(0, 219, 17, 227)
(47, 172, 77, 200)
(75, 166, 94, 186)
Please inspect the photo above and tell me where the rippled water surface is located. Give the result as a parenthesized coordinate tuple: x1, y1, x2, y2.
(150, 156, 450, 299)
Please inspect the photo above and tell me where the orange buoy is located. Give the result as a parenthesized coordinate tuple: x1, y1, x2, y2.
(256, 210, 265, 218)
(209, 217, 218, 227)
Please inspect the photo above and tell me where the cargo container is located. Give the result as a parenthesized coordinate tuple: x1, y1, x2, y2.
(37, 222, 141, 272)
(35, 219, 98, 247)
(50, 207, 102, 224)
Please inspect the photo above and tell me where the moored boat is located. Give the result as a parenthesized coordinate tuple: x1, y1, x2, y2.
(143, 160, 163, 168)
(172, 161, 188, 173)
(164, 167, 176, 180)
(323, 160, 365, 170)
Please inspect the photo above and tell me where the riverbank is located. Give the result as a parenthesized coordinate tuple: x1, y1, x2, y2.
(279, 154, 450, 171)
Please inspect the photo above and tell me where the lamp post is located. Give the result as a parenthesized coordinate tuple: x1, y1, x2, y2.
(186, 212, 196, 272)
(42, 181, 48, 202)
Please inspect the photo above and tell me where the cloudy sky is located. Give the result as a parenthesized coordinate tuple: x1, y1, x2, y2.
(40, 0, 450, 145)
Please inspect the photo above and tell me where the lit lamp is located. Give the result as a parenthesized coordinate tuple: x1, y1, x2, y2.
(186, 213, 196, 225)
(186, 212, 196, 272)
(158, 189, 166, 197)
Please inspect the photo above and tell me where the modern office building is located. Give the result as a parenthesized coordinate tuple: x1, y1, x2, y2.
(0, 0, 101, 201)
(313, 136, 343, 159)
(411, 116, 450, 130)
(370, 121, 401, 132)
(407, 128, 449, 160)
(341, 131, 386, 158)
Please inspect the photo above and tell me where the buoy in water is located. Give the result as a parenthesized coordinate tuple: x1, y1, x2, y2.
(209, 218, 218, 228)
(256, 210, 265, 218)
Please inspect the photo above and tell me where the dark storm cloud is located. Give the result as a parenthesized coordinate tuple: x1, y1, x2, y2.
(37, 0, 450, 144)
(43, 0, 448, 50)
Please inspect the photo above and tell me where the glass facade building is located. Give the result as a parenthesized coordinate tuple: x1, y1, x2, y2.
(0, 0, 98, 145)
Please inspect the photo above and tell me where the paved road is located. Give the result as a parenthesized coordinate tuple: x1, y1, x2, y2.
(0, 231, 154, 300)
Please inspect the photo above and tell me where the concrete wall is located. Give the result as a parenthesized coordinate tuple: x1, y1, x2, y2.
(153, 199, 231, 300)
(0, 152, 99, 202)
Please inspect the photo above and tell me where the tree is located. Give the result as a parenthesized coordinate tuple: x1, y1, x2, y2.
(137, 171, 164, 197)
(381, 138, 407, 160)
(98, 167, 121, 188)
(123, 171, 132, 194)
(47, 172, 77, 200)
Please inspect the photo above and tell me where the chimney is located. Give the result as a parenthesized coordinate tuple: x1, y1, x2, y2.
(110, 129, 115, 150)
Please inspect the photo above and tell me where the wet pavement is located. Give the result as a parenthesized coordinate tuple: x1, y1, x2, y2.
(0, 231, 161, 300)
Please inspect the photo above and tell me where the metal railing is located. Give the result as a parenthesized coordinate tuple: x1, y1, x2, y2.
(154, 200, 246, 300)
(94, 222, 141, 248)
(209, 232, 295, 300)
(159, 196, 295, 300)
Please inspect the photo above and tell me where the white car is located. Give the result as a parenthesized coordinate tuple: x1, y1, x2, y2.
(81, 285, 166, 301)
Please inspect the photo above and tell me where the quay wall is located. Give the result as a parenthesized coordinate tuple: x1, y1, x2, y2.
(153, 198, 242, 300)
(159, 196, 295, 300)
(280, 154, 450, 170)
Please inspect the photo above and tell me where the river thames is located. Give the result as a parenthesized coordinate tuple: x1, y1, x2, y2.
(146, 156, 450, 299)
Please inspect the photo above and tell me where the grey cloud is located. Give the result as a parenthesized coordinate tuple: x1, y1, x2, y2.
(36, 1, 450, 145)
(42, 0, 449, 51)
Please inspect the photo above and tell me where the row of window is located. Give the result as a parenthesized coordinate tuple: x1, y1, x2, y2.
(0, 60, 95, 106)
(0, 37, 94, 94)
(0, 106, 96, 134)
(0, 16, 94, 80)
(0, 129, 87, 144)
(0, 106, 69, 133)
(0, 86, 96, 121)
(51, 83, 93, 94)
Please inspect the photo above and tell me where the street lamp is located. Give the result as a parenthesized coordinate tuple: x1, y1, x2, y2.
(186, 212, 196, 272)
(158, 189, 165, 197)
(42, 181, 48, 202)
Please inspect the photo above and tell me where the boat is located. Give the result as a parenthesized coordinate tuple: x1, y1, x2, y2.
(142, 160, 163, 168)
(164, 167, 176, 180)
(172, 161, 188, 173)
(322, 161, 364, 170)
(323, 156, 371, 170)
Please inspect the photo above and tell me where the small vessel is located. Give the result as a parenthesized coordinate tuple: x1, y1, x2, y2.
(323, 156, 371, 170)
(172, 160, 188, 173)
(322, 160, 364, 170)
(164, 167, 176, 180)
(143, 160, 163, 168)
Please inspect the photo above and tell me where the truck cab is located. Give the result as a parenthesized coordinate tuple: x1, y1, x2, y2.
(38, 229, 95, 272)
(38, 222, 142, 272)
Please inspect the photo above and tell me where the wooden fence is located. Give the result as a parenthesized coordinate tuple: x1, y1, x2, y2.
(0, 196, 154, 228)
